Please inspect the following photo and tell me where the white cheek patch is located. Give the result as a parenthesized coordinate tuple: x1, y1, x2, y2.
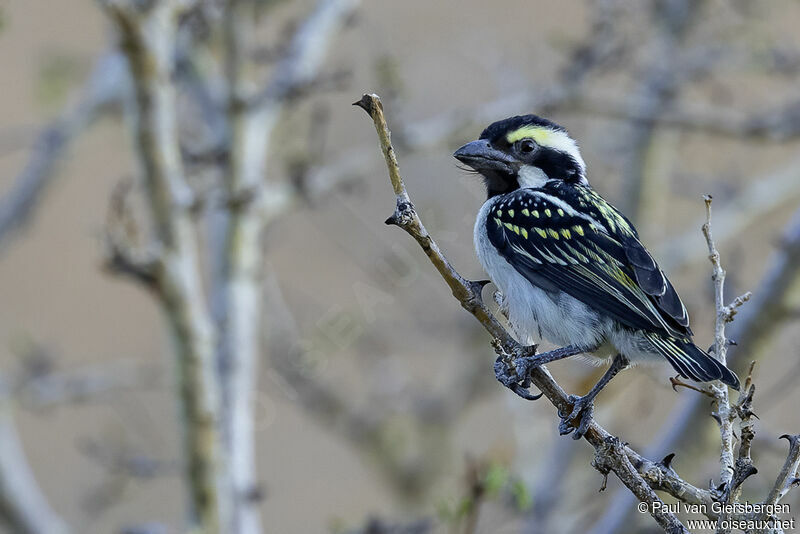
(517, 165, 550, 189)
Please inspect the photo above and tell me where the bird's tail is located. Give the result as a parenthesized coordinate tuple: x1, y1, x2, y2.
(645, 333, 740, 390)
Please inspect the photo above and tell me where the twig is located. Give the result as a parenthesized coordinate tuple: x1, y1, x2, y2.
(728, 363, 758, 504)
(396, 0, 625, 151)
(0, 407, 70, 534)
(214, 2, 359, 531)
(618, 0, 712, 224)
(356, 93, 691, 534)
(0, 52, 126, 255)
(701, 195, 754, 534)
(669, 376, 715, 398)
(590, 205, 800, 533)
(12, 362, 161, 410)
(701, 195, 735, 489)
(761, 434, 800, 514)
(264, 272, 488, 498)
(558, 85, 800, 141)
(100, 1, 223, 531)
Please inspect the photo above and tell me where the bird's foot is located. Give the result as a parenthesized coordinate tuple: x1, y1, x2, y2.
(513, 354, 546, 379)
(493, 354, 542, 401)
(558, 394, 595, 440)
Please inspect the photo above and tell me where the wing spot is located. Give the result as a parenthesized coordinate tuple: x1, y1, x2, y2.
(521, 208, 530, 217)
(512, 225, 520, 235)
(493, 218, 502, 227)
(547, 228, 560, 239)
(572, 225, 584, 236)
(544, 208, 552, 217)
(496, 210, 502, 217)
(560, 228, 571, 239)
(520, 228, 528, 239)
(508, 209, 515, 217)
(535, 228, 547, 238)
(504, 222, 514, 231)
(557, 208, 564, 216)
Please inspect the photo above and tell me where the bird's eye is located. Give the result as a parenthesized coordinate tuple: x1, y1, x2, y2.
(518, 139, 536, 154)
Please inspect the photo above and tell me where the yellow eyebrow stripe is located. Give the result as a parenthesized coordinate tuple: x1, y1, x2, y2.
(506, 125, 555, 145)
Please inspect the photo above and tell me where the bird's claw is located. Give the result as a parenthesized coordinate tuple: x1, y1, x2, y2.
(513, 355, 542, 378)
(494, 356, 543, 401)
(559, 394, 594, 440)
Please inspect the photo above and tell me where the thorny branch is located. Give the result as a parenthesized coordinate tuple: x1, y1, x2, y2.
(591, 206, 800, 534)
(356, 93, 692, 534)
(762, 435, 800, 516)
(702, 195, 752, 511)
(703, 196, 800, 534)
(358, 93, 800, 534)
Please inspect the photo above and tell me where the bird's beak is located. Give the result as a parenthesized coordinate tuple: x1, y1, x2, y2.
(453, 139, 516, 174)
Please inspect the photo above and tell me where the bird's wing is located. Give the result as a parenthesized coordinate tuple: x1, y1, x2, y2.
(486, 185, 691, 338)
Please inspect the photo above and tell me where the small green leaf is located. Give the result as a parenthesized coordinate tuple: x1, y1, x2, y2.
(511, 479, 533, 511)
(483, 463, 509, 496)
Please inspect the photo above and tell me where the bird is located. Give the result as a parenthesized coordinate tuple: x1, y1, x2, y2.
(453, 114, 739, 439)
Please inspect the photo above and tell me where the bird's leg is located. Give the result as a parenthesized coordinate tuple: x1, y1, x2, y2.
(513, 344, 590, 377)
(494, 344, 590, 401)
(559, 353, 630, 440)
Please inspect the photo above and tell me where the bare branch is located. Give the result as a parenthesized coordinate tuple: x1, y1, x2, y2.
(215, 2, 359, 531)
(264, 271, 490, 497)
(702, 195, 747, 534)
(0, 52, 126, 254)
(728, 363, 758, 504)
(763, 434, 800, 510)
(669, 376, 715, 398)
(100, 1, 223, 530)
(565, 92, 800, 142)
(0, 407, 70, 534)
(591, 205, 800, 533)
(12, 361, 161, 410)
(356, 93, 691, 534)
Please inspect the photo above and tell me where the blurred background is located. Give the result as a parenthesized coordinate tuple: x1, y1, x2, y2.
(1, 1, 799, 533)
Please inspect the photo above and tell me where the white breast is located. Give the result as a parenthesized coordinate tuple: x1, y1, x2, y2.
(473, 197, 612, 354)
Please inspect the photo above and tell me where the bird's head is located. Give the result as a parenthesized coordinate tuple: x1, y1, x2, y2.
(454, 115, 587, 198)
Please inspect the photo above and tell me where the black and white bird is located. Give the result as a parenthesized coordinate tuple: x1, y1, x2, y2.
(454, 115, 739, 438)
